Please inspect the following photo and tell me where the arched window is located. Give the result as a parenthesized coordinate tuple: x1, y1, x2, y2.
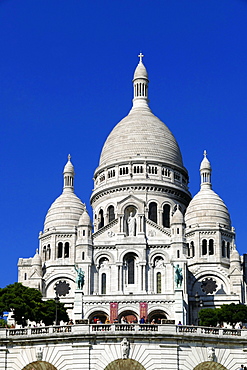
(47, 244, 51, 260)
(99, 209, 104, 229)
(82, 251, 85, 260)
(101, 273, 106, 294)
(202, 239, 207, 255)
(209, 239, 214, 255)
(58, 242, 63, 258)
(227, 242, 230, 258)
(187, 243, 190, 257)
(157, 272, 161, 294)
(43, 246, 47, 261)
(64, 242, 69, 258)
(162, 204, 170, 227)
(108, 205, 115, 222)
(222, 240, 226, 257)
(24, 273, 27, 280)
(125, 254, 135, 284)
(148, 202, 157, 223)
(190, 241, 195, 257)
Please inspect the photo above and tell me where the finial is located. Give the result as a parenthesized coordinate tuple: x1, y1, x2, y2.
(68, 154, 71, 161)
(203, 150, 207, 158)
(138, 52, 144, 63)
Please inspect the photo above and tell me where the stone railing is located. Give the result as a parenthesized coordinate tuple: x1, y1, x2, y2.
(2, 324, 245, 338)
(176, 325, 242, 336)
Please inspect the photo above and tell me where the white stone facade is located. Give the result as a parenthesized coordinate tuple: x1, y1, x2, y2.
(18, 56, 245, 331)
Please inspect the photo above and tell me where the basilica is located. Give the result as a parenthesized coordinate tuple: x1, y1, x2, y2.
(18, 55, 245, 329)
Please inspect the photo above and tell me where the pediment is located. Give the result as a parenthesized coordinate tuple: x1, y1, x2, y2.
(117, 194, 145, 213)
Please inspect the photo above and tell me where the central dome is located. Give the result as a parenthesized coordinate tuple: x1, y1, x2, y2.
(98, 56, 185, 171)
(99, 109, 183, 167)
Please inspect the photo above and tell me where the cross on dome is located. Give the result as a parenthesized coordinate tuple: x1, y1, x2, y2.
(138, 52, 144, 63)
(68, 154, 71, 161)
(203, 150, 207, 158)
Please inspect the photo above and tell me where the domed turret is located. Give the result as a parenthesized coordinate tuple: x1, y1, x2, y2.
(171, 206, 184, 225)
(78, 209, 92, 227)
(44, 155, 85, 231)
(32, 249, 42, 266)
(185, 152, 231, 229)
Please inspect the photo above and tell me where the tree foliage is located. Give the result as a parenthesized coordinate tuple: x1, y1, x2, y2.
(0, 283, 69, 327)
(199, 303, 247, 328)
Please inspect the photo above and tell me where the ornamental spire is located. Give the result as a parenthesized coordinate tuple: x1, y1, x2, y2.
(131, 53, 150, 111)
(63, 154, 75, 193)
(200, 150, 212, 189)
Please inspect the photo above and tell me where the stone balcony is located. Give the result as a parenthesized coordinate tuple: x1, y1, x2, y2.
(1, 324, 246, 339)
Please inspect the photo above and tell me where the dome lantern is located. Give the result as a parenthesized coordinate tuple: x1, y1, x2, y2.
(63, 154, 75, 193)
(200, 150, 212, 189)
(132, 53, 150, 111)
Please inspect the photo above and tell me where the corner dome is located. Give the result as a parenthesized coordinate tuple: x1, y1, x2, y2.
(44, 192, 85, 231)
(185, 188, 231, 229)
(185, 152, 231, 229)
(43, 156, 85, 231)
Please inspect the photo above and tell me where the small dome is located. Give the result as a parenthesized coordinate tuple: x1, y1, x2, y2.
(133, 61, 148, 80)
(171, 207, 184, 224)
(78, 209, 92, 226)
(32, 249, 42, 266)
(230, 247, 240, 263)
(63, 154, 74, 174)
(185, 187, 231, 229)
(185, 152, 231, 229)
(200, 154, 211, 171)
(44, 156, 85, 231)
(44, 192, 85, 231)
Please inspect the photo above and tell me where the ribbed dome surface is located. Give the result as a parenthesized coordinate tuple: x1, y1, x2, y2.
(99, 109, 184, 168)
(44, 192, 85, 231)
(185, 188, 231, 229)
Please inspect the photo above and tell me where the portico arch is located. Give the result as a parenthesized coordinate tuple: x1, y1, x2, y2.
(22, 362, 57, 370)
(105, 359, 145, 370)
(194, 362, 228, 370)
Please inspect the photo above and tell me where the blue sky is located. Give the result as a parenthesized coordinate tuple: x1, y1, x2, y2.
(1, 0, 247, 288)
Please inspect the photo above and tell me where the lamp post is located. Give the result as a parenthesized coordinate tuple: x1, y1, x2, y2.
(55, 292, 60, 326)
(195, 292, 203, 325)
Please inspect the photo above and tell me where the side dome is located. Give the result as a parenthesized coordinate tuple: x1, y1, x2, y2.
(44, 156, 85, 231)
(99, 55, 184, 170)
(185, 152, 231, 229)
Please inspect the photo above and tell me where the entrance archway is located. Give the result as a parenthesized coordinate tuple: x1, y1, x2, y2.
(120, 310, 138, 323)
(88, 311, 108, 323)
(194, 362, 228, 370)
(105, 359, 145, 370)
(148, 309, 167, 323)
(22, 362, 57, 370)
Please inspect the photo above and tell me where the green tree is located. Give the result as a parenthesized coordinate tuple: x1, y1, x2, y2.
(218, 303, 247, 328)
(0, 283, 68, 327)
(198, 308, 219, 327)
(34, 299, 69, 326)
(198, 303, 247, 328)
